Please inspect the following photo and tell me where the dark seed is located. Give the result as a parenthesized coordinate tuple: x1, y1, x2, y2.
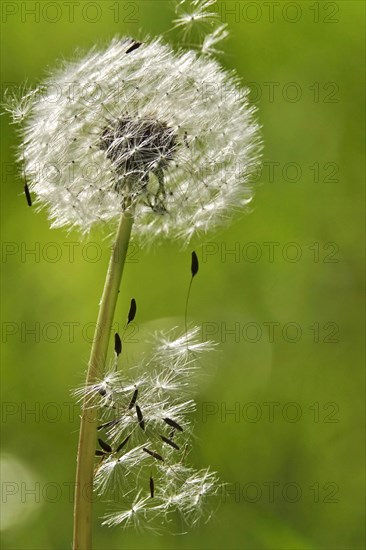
(97, 418, 120, 431)
(95, 450, 107, 457)
(163, 417, 183, 432)
(136, 405, 145, 430)
(127, 298, 137, 324)
(114, 333, 122, 356)
(184, 131, 189, 148)
(149, 476, 154, 498)
(191, 251, 199, 278)
(116, 435, 131, 453)
(98, 438, 112, 453)
(161, 435, 180, 450)
(126, 41, 142, 54)
(143, 448, 164, 462)
(128, 388, 138, 409)
(24, 182, 32, 206)
(98, 388, 107, 396)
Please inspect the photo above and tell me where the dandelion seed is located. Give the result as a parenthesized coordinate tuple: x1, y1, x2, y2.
(191, 251, 199, 277)
(136, 405, 145, 430)
(154, 326, 215, 369)
(98, 418, 121, 431)
(3, 85, 40, 123)
(126, 41, 142, 54)
(149, 476, 155, 498)
(116, 435, 131, 453)
(98, 439, 113, 453)
(114, 333, 122, 356)
(184, 131, 189, 148)
(164, 417, 184, 432)
(24, 182, 32, 206)
(127, 298, 137, 324)
(128, 388, 138, 409)
(143, 448, 164, 462)
(102, 491, 152, 530)
(201, 23, 229, 56)
(173, 0, 219, 41)
(161, 435, 180, 451)
(95, 445, 148, 496)
(95, 450, 107, 457)
(185, 251, 199, 335)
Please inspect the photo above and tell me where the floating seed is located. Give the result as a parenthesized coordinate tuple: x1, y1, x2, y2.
(149, 476, 155, 498)
(161, 435, 180, 450)
(127, 298, 137, 324)
(163, 417, 183, 432)
(98, 438, 112, 453)
(136, 405, 145, 430)
(98, 388, 107, 396)
(114, 333, 122, 356)
(116, 435, 131, 453)
(128, 388, 138, 410)
(126, 41, 142, 54)
(191, 251, 199, 278)
(24, 182, 32, 206)
(143, 448, 164, 462)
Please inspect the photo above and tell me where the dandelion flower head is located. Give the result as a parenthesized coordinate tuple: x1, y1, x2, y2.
(6, 35, 261, 243)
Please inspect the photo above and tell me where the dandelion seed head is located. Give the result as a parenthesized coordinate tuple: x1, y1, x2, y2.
(9, 36, 261, 243)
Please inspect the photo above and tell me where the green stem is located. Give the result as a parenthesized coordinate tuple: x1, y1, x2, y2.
(73, 210, 134, 550)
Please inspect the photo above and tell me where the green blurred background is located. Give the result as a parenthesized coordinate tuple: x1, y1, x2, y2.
(1, 1, 365, 549)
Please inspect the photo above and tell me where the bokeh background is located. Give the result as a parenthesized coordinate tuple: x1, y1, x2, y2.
(1, 1, 365, 549)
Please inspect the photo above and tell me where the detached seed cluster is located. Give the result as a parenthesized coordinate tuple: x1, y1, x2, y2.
(76, 326, 220, 530)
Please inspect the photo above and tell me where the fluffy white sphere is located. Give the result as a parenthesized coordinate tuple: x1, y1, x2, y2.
(15, 37, 261, 243)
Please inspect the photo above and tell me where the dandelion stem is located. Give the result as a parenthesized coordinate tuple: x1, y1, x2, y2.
(73, 209, 134, 550)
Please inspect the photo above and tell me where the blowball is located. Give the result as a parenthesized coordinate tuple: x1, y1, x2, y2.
(8, 36, 261, 244)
